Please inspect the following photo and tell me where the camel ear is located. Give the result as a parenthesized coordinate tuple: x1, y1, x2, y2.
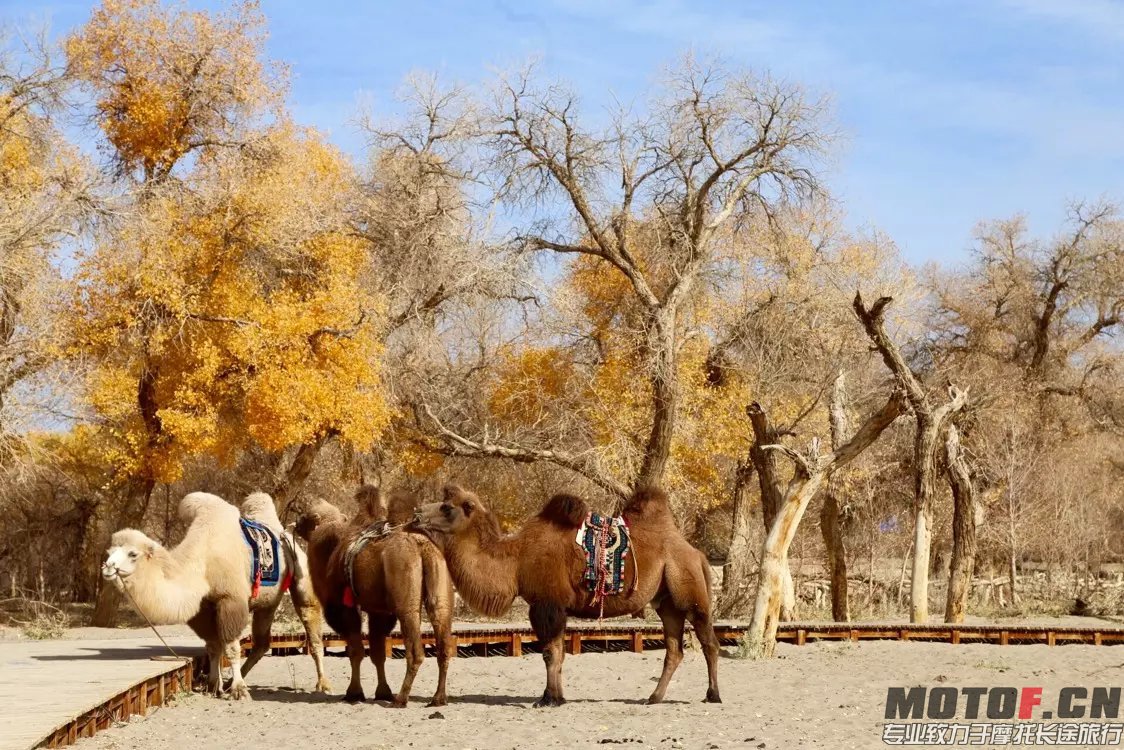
(442, 484, 463, 502)
(144, 541, 156, 558)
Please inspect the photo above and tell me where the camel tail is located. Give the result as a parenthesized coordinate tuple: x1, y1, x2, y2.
(539, 493, 589, 528)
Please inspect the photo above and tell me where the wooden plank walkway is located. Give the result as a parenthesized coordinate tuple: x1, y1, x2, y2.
(253, 620, 1124, 657)
(0, 638, 199, 750)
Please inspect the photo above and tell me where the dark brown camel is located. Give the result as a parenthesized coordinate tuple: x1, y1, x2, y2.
(413, 484, 720, 707)
(295, 486, 455, 707)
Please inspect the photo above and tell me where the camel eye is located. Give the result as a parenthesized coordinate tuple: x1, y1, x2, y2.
(462, 502, 473, 517)
(128, 551, 138, 559)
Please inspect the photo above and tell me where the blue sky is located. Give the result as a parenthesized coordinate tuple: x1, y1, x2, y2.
(6, 0, 1124, 265)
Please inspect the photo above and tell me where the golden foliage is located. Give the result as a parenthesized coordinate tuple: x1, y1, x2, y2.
(66, 0, 279, 177)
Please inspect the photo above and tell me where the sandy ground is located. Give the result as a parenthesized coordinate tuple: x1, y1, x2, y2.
(67, 638, 1124, 750)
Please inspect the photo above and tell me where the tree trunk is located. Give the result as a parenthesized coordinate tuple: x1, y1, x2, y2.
(820, 496, 849, 621)
(944, 424, 977, 623)
(821, 373, 852, 621)
(852, 293, 968, 625)
(718, 459, 756, 616)
(746, 402, 795, 621)
(637, 314, 679, 488)
(744, 389, 904, 658)
(274, 433, 332, 521)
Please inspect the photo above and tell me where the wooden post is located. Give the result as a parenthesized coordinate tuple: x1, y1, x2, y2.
(510, 632, 522, 656)
(631, 631, 644, 653)
(1095, 632, 1104, 646)
(850, 629, 859, 642)
(900, 628, 910, 642)
(951, 629, 960, 645)
(1047, 631, 1056, 647)
(796, 629, 806, 646)
(999, 630, 1009, 646)
(569, 631, 582, 655)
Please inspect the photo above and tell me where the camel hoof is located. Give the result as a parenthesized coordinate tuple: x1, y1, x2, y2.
(532, 694, 566, 708)
(228, 682, 251, 701)
(388, 698, 408, 709)
(704, 689, 722, 704)
(315, 678, 332, 694)
(343, 689, 366, 703)
(647, 695, 664, 705)
(427, 695, 448, 708)
(374, 687, 394, 702)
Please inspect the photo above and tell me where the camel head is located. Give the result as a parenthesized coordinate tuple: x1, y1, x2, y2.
(413, 484, 489, 538)
(102, 528, 159, 588)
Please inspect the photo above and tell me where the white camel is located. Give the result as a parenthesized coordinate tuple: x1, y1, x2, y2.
(102, 491, 331, 699)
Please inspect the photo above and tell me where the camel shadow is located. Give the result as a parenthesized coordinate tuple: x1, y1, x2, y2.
(34, 646, 202, 661)
(448, 693, 690, 707)
(248, 686, 340, 704)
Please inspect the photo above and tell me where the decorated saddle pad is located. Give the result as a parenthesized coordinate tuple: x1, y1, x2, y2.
(239, 518, 282, 596)
(575, 513, 632, 599)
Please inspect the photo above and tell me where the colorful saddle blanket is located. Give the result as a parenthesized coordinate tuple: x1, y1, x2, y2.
(343, 520, 392, 608)
(239, 518, 284, 598)
(574, 513, 632, 606)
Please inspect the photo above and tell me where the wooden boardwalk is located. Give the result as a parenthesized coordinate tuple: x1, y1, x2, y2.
(256, 619, 1124, 657)
(0, 637, 199, 750)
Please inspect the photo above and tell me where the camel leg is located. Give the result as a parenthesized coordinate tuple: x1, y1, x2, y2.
(687, 607, 722, 703)
(368, 613, 396, 702)
(204, 640, 224, 696)
(224, 638, 252, 700)
(423, 578, 455, 707)
(289, 577, 331, 693)
(240, 606, 274, 679)
(648, 598, 686, 705)
(344, 629, 367, 703)
(390, 608, 423, 708)
(530, 601, 567, 708)
(215, 596, 250, 700)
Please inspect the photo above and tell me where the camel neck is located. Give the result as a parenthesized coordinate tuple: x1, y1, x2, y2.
(124, 543, 211, 625)
(445, 523, 519, 618)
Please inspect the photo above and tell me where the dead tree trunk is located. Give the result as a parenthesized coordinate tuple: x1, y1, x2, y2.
(744, 389, 905, 658)
(747, 403, 796, 621)
(853, 293, 967, 623)
(718, 459, 757, 616)
(820, 373, 853, 621)
(943, 424, 978, 623)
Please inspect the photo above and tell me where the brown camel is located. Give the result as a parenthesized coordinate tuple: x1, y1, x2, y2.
(295, 486, 455, 707)
(413, 484, 721, 707)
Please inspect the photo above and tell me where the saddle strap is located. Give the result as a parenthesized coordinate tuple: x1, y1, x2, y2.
(343, 521, 391, 604)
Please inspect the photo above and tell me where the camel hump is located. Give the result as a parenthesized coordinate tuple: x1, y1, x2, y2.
(539, 493, 590, 528)
(241, 492, 282, 529)
(353, 484, 386, 519)
(294, 498, 345, 541)
(386, 491, 418, 526)
(179, 492, 233, 524)
(623, 485, 672, 517)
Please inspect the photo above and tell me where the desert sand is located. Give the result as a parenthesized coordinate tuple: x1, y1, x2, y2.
(71, 636, 1124, 750)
